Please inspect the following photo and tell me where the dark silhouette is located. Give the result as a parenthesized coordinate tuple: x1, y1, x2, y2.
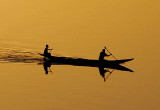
(40, 47, 134, 80)
(44, 45, 52, 58)
(40, 56, 133, 76)
(98, 66, 110, 81)
(40, 55, 133, 72)
(98, 65, 116, 82)
(104, 69, 115, 82)
(99, 49, 111, 61)
(43, 59, 51, 74)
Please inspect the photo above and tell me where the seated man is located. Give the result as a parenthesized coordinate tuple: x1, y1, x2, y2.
(44, 45, 52, 58)
(99, 48, 111, 61)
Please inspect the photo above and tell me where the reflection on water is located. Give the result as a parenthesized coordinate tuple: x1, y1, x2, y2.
(0, 47, 43, 63)
(0, 0, 159, 109)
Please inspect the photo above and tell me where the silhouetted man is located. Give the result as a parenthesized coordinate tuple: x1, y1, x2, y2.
(99, 49, 111, 61)
(44, 45, 52, 58)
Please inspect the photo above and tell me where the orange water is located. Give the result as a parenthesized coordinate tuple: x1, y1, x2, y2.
(0, 0, 160, 110)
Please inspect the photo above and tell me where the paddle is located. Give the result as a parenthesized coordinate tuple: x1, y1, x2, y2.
(104, 69, 115, 82)
(104, 46, 117, 60)
(48, 67, 53, 74)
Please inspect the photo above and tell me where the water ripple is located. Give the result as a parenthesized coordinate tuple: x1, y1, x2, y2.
(0, 47, 43, 63)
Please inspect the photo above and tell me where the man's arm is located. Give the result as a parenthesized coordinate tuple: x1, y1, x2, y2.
(105, 53, 112, 56)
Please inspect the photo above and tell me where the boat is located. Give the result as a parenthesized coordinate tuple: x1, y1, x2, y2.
(40, 54, 134, 72)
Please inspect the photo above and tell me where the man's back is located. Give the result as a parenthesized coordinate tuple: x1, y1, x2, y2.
(99, 51, 106, 60)
(44, 47, 48, 55)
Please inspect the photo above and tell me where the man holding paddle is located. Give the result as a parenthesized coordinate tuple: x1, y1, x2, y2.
(99, 46, 118, 61)
(99, 48, 112, 61)
(44, 45, 52, 58)
(98, 47, 116, 82)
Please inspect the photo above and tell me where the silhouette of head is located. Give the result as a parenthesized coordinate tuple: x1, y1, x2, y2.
(46, 45, 49, 48)
(102, 49, 105, 53)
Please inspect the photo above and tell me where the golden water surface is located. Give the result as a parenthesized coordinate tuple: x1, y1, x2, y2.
(0, 0, 160, 110)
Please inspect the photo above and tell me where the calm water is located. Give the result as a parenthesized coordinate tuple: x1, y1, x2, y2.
(0, 0, 160, 110)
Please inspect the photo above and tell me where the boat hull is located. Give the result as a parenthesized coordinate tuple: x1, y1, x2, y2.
(41, 55, 134, 72)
